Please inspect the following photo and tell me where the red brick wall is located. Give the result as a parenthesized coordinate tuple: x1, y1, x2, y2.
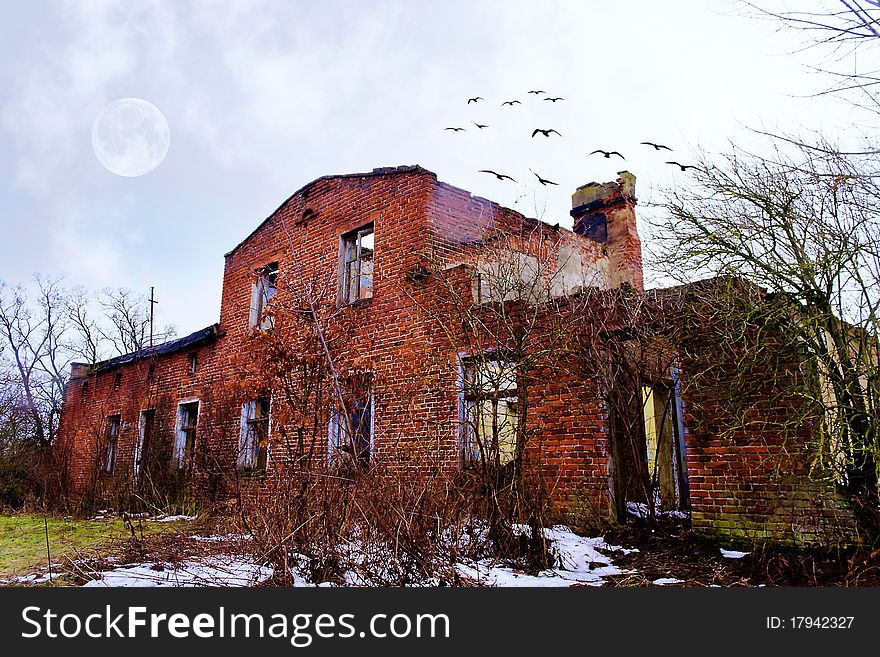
(58, 166, 617, 517)
(679, 349, 860, 545)
(214, 165, 618, 493)
(57, 337, 227, 500)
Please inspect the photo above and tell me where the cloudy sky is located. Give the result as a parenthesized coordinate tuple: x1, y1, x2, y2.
(0, 1, 862, 338)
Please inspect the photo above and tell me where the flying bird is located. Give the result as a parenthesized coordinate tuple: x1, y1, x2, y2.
(479, 169, 517, 182)
(590, 149, 624, 159)
(527, 90, 545, 95)
(472, 122, 489, 129)
(665, 161, 697, 171)
(444, 127, 466, 132)
(531, 169, 558, 186)
(532, 128, 561, 138)
(501, 100, 521, 106)
(467, 96, 484, 104)
(641, 141, 672, 151)
(544, 97, 564, 102)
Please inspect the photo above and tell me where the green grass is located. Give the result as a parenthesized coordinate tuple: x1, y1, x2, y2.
(0, 515, 187, 580)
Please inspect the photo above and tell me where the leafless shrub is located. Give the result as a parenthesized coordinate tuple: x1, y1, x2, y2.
(237, 459, 480, 586)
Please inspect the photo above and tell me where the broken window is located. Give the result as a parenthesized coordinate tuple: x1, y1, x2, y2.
(473, 252, 542, 304)
(173, 401, 199, 473)
(238, 396, 270, 471)
(461, 356, 518, 466)
(101, 414, 120, 473)
(188, 352, 198, 375)
(340, 224, 374, 305)
(329, 375, 373, 466)
(134, 409, 155, 478)
(249, 262, 279, 330)
(113, 371, 122, 389)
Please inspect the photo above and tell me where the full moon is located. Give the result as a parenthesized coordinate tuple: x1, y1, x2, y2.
(91, 98, 170, 177)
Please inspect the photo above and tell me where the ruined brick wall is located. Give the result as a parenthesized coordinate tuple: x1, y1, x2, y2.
(58, 165, 867, 547)
(571, 171, 643, 291)
(524, 357, 612, 518)
(679, 342, 860, 546)
(56, 336, 230, 502)
(56, 163, 862, 547)
(423, 181, 611, 294)
(411, 265, 616, 517)
(58, 165, 619, 517)
(216, 166, 621, 494)
(218, 166, 461, 477)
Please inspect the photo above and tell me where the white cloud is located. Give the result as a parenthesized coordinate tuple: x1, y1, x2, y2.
(0, 0, 869, 331)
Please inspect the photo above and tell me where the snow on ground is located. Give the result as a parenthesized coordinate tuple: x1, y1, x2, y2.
(1, 571, 64, 586)
(652, 577, 683, 586)
(626, 502, 690, 521)
(592, 536, 639, 555)
(76, 526, 631, 588)
(191, 534, 249, 543)
(83, 556, 272, 587)
(89, 511, 196, 522)
(720, 549, 750, 559)
(457, 526, 631, 587)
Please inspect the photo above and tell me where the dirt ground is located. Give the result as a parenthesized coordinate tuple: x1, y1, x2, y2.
(599, 515, 880, 587)
(6, 512, 880, 586)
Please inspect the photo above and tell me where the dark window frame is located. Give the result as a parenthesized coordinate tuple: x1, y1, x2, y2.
(339, 224, 375, 306)
(460, 354, 519, 467)
(250, 261, 279, 330)
(239, 396, 271, 472)
(329, 374, 373, 466)
(101, 414, 121, 473)
(174, 401, 200, 474)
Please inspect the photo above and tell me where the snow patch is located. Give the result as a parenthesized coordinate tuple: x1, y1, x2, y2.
(592, 537, 639, 555)
(720, 549, 750, 559)
(457, 526, 629, 587)
(82, 556, 271, 587)
(155, 514, 198, 523)
(191, 534, 250, 543)
(3, 571, 63, 585)
(75, 526, 629, 588)
(626, 502, 690, 521)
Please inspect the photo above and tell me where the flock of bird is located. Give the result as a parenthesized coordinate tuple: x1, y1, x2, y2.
(443, 90, 697, 186)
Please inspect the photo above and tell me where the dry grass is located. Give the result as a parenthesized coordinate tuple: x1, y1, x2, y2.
(0, 513, 207, 584)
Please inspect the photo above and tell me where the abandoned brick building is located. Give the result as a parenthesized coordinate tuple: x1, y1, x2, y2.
(56, 165, 862, 545)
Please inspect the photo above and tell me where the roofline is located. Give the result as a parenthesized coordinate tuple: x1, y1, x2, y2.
(86, 323, 222, 375)
(223, 165, 437, 258)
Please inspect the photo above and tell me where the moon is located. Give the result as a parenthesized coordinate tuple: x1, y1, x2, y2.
(91, 98, 170, 177)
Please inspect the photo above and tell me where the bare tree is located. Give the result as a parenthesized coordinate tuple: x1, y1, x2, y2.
(65, 286, 102, 365)
(0, 278, 181, 507)
(651, 140, 880, 497)
(0, 277, 69, 447)
(98, 288, 175, 356)
(746, 1, 880, 135)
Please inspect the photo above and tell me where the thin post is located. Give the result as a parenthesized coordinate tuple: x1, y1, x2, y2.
(44, 515, 52, 584)
(148, 287, 157, 347)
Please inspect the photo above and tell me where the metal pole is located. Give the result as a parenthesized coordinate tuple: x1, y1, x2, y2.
(149, 286, 156, 347)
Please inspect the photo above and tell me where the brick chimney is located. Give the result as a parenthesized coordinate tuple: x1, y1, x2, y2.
(570, 171, 643, 291)
(69, 362, 92, 379)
